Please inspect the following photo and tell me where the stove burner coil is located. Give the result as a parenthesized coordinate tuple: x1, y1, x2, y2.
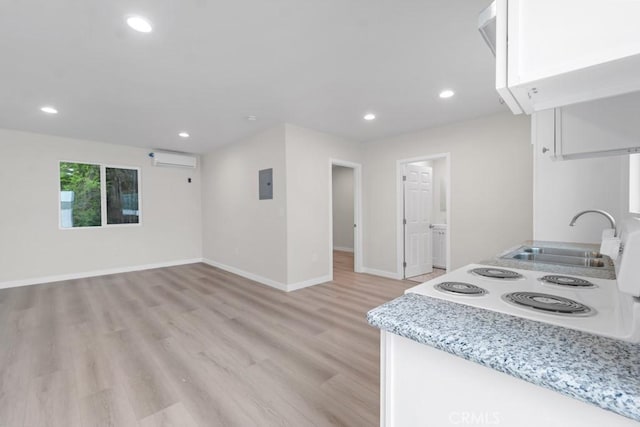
(502, 292, 593, 316)
(539, 275, 596, 288)
(470, 268, 523, 280)
(434, 282, 488, 296)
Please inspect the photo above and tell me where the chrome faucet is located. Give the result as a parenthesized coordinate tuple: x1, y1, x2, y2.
(569, 210, 617, 237)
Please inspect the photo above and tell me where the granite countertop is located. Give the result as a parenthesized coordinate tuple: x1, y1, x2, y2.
(481, 240, 616, 280)
(367, 293, 640, 422)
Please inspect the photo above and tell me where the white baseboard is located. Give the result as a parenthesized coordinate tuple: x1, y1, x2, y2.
(202, 259, 331, 292)
(0, 257, 333, 293)
(287, 274, 332, 292)
(0, 258, 203, 290)
(202, 258, 288, 291)
(362, 267, 402, 280)
(333, 246, 354, 253)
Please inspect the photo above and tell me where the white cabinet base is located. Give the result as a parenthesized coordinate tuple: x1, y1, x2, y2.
(431, 225, 447, 269)
(381, 331, 637, 427)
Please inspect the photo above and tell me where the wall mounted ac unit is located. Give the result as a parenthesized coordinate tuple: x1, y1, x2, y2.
(149, 152, 197, 168)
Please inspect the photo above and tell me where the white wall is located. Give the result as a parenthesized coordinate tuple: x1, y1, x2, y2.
(285, 124, 362, 285)
(200, 124, 362, 289)
(10, 111, 624, 290)
(332, 166, 354, 251)
(0, 129, 202, 286)
(201, 125, 288, 286)
(363, 113, 532, 274)
(432, 157, 448, 225)
(532, 114, 628, 243)
(628, 154, 639, 215)
(0, 115, 532, 289)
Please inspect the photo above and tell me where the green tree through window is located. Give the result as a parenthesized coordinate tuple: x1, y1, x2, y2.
(59, 162, 101, 227)
(106, 167, 140, 224)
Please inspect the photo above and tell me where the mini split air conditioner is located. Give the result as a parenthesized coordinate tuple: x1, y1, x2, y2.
(149, 151, 197, 168)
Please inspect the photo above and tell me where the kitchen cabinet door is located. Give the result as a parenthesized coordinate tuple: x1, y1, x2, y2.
(556, 92, 640, 159)
(431, 227, 447, 269)
(495, 0, 640, 114)
(533, 92, 640, 160)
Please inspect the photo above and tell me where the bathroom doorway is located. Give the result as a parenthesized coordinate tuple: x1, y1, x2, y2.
(397, 154, 450, 281)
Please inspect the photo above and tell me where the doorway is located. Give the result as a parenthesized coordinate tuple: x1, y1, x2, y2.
(329, 159, 363, 278)
(397, 154, 450, 281)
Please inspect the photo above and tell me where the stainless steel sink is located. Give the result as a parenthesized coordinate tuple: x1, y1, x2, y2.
(511, 252, 606, 268)
(522, 246, 602, 259)
(502, 245, 612, 269)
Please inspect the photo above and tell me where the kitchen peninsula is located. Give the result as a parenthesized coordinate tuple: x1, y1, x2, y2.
(368, 240, 640, 426)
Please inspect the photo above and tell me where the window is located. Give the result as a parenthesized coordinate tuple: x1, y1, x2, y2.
(59, 162, 140, 228)
(106, 167, 140, 224)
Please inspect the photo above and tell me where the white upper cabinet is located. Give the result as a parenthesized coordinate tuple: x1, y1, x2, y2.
(491, 0, 640, 115)
(534, 91, 640, 160)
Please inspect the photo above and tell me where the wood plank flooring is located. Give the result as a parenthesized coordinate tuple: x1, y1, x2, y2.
(406, 268, 447, 284)
(0, 251, 412, 426)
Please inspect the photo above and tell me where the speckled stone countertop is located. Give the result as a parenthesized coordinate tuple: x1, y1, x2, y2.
(367, 293, 640, 422)
(481, 240, 617, 280)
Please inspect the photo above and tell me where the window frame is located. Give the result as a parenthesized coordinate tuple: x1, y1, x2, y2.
(58, 160, 142, 230)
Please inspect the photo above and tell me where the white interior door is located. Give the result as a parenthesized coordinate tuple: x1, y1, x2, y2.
(403, 164, 433, 278)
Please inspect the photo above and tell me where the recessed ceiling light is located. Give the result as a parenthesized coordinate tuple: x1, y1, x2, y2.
(439, 89, 455, 99)
(178, 132, 190, 138)
(247, 115, 257, 121)
(40, 106, 58, 114)
(363, 113, 376, 121)
(126, 15, 153, 33)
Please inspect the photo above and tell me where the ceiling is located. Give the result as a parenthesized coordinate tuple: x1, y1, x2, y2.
(0, 0, 501, 154)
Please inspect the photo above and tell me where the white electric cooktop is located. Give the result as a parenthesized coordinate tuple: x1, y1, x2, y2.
(407, 263, 640, 342)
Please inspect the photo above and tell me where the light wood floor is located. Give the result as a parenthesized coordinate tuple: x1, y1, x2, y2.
(406, 268, 447, 284)
(0, 251, 412, 426)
